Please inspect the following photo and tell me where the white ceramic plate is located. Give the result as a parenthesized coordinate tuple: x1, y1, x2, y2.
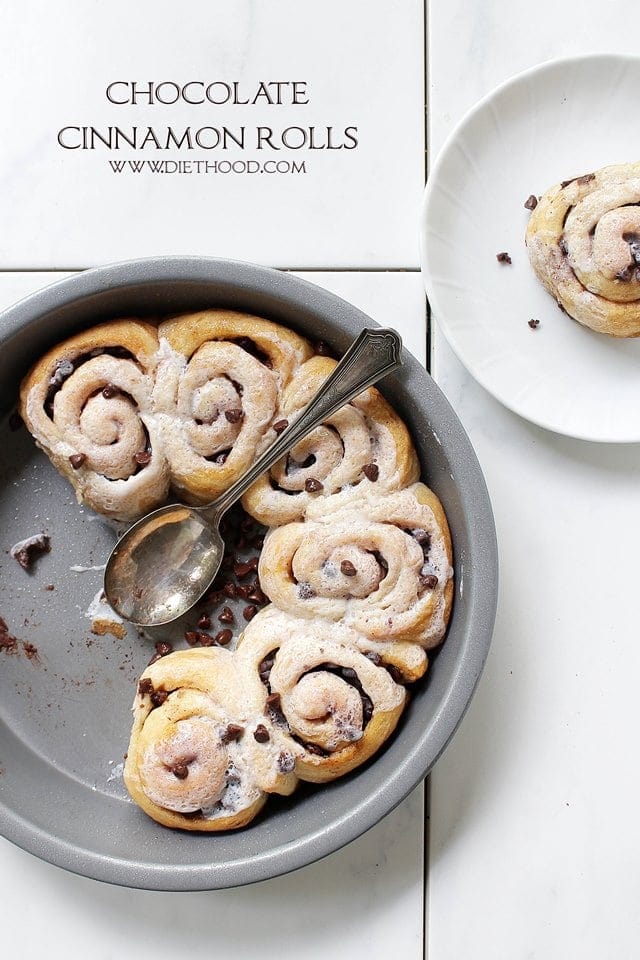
(420, 54, 640, 443)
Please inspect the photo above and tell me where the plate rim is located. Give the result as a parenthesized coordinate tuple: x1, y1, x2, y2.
(420, 51, 640, 444)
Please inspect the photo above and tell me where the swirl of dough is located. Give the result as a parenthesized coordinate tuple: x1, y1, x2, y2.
(526, 161, 640, 336)
(124, 647, 297, 832)
(259, 482, 454, 660)
(243, 355, 419, 526)
(236, 607, 407, 783)
(19, 319, 169, 521)
(153, 310, 313, 503)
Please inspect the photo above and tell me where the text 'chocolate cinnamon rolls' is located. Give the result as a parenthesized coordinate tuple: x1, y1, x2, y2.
(526, 161, 640, 337)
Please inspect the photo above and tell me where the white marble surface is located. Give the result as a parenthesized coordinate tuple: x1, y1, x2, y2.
(0, 0, 423, 269)
(0, 269, 426, 957)
(427, 1, 640, 956)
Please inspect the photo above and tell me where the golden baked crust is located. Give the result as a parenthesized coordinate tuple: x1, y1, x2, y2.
(526, 161, 640, 337)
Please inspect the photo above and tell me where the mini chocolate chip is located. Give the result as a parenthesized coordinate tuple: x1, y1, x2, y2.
(528, 318, 540, 329)
(248, 556, 259, 571)
(277, 751, 295, 773)
(243, 604, 258, 621)
(69, 453, 86, 469)
(172, 763, 189, 780)
(185, 630, 200, 646)
(273, 419, 289, 434)
(524, 194, 538, 210)
(155, 641, 173, 657)
(556, 299, 567, 314)
(102, 384, 118, 399)
(247, 584, 267, 604)
(196, 631, 214, 647)
(214, 628, 233, 646)
(150, 688, 168, 707)
(236, 584, 252, 599)
(266, 692, 281, 712)
(138, 677, 154, 696)
(135, 450, 152, 465)
(340, 560, 357, 577)
(218, 607, 234, 624)
(223, 581, 237, 598)
(496, 251, 512, 264)
(221, 723, 244, 743)
(420, 573, 439, 589)
(233, 560, 253, 579)
(304, 741, 328, 756)
(253, 724, 270, 743)
(225, 408, 244, 424)
(305, 477, 323, 493)
(197, 614, 211, 629)
(362, 462, 379, 482)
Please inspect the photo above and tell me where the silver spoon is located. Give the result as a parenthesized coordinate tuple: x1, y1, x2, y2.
(103, 327, 403, 627)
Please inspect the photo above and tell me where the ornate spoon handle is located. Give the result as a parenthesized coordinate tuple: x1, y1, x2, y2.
(208, 327, 403, 519)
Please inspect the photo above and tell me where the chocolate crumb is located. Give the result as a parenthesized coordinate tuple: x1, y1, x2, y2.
(524, 194, 538, 210)
(528, 318, 541, 329)
(496, 251, 512, 264)
(0, 618, 18, 655)
(22, 641, 39, 663)
(362, 462, 379, 482)
(69, 452, 87, 469)
(273, 419, 289, 434)
(340, 560, 357, 577)
(11, 534, 51, 571)
(253, 724, 270, 743)
(44, 584, 55, 591)
(304, 477, 323, 493)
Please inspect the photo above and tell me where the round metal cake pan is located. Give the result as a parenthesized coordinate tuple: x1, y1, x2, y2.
(0, 256, 498, 890)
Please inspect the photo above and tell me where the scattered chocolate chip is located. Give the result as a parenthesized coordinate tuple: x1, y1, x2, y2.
(247, 584, 267, 604)
(233, 560, 253, 579)
(223, 581, 237, 598)
(171, 763, 189, 779)
(496, 251, 512, 264)
(221, 723, 245, 743)
(225, 408, 244, 424)
(412, 528, 431, 547)
(248, 556, 259, 571)
(197, 614, 211, 629)
(524, 194, 538, 210)
(386, 664, 404, 685)
(235, 583, 252, 600)
(304, 477, 323, 493)
(68, 452, 87, 469)
(304, 741, 328, 756)
(273, 419, 289, 434)
(8, 411, 23, 431)
(43, 584, 55, 591)
(419, 573, 439, 590)
(259, 653, 276, 683)
(253, 724, 270, 743)
(362, 462, 379, 482)
(102, 384, 118, 399)
(184, 630, 200, 646)
(340, 560, 357, 577)
(528, 318, 541, 330)
(214, 628, 233, 646)
(218, 606, 234, 624)
(150, 688, 168, 708)
(11, 534, 51, 571)
(134, 450, 152, 465)
(243, 604, 258, 621)
(556, 299, 567, 314)
(155, 641, 173, 657)
(196, 632, 214, 647)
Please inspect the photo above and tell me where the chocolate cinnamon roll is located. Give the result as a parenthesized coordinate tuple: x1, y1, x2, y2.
(526, 161, 640, 336)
